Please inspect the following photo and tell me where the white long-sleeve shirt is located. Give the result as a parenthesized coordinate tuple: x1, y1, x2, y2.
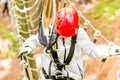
(21, 27, 119, 80)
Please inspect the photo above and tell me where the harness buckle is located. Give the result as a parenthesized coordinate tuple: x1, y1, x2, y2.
(55, 70, 64, 79)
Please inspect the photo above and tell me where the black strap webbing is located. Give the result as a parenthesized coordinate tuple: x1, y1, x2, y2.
(65, 35, 77, 65)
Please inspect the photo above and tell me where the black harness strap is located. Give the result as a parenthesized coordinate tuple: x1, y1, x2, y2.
(38, 0, 48, 47)
(50, 49, 64, 70)
(65, 35, 77, 65)
(38, 18, 58, 49)
(38, 20, 48, 46)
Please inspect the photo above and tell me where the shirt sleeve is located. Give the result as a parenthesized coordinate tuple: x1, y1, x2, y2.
(76, 28, 111, 58)
(21, 33, 44, 51)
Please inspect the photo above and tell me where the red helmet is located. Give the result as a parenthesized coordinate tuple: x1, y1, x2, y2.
(55, 7, 79, 37)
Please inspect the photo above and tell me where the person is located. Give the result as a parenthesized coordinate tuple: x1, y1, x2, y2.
(18, 7, 120, 80)
(1, 0, 9, 16)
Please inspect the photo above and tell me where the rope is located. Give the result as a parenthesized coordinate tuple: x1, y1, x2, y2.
(65, 0, 118, 80)
(9, 0, 118, 80)
(67, 0, 111, 44)
(8, 0, 42, 80)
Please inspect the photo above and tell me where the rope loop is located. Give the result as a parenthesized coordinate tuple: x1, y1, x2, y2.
(94, 30, 101, 37)
(93, 30, 101, 40)
(84, 20, 91, 26)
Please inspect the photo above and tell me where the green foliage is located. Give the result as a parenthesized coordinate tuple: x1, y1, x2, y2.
(0, 25, 19, 58)
(96, 24, 112, 34)
(17, 77, 23, 80)
(106, 28, 112, 35)
(88, 0, 120, 36)
(89, 0, 120, 20)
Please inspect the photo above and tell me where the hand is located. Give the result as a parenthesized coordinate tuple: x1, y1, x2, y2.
(18, 46, 33, 59)
(109, 44, 120, 56)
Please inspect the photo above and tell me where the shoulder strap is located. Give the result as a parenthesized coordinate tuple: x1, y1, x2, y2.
(38, 0, 48, 46)
(48, 28, 59, 48)
(38, 21, 48, 46)
(38, 22, 59, 48)
(65, 35, 77, 65)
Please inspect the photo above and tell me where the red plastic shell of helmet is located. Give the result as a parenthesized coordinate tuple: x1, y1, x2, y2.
(55, 7, 79, 38)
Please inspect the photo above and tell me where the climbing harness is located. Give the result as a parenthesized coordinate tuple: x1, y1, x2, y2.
(38, 9, 77, 79)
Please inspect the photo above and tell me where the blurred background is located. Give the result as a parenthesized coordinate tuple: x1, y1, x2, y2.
(0, 0, 120, 80)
